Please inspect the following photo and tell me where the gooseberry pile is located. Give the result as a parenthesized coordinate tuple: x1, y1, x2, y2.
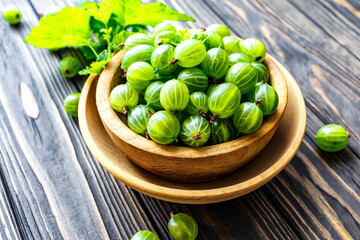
(110, 23, 279, 147)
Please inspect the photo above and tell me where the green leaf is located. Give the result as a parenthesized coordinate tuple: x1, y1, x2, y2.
(82, 0, 119, 25)
(79, 59, 110, 75)
(81, 42, 106, 60)
(112, 0, 195, 27)
(96, 49, 110, 62)
(24, 7, 92, 50)
(155, 32, 182, 46)
(189, 32, 209, 43)
(177, 27, 189, 40)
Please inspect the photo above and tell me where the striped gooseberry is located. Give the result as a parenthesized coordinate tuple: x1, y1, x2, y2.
(180, 116, 211, 147)
(248, 81, 279, 116)
(131, 230, 159, 240)
(177, 68, 208, 93)
(127, 105, 155, 137)
(201, 48, 229, 80)
(110, 84, 139, 115)
(209, 118, 236, 144)
(185, 92, 209, 116)
(240, 38, 266, 62)
(168, 213, 198, 240)
(316, 124, 350, 152)
(173, 39, 206, 68)
(151, 44, 176, 75)
(223, 36, 241, 55)
(160, 80, 189, 113)
(154, 72, 175, 82)
(121, 44, 154, 70)
(203, 31, 224, 50)
(152, 22, 176, 38)
(252, 62, 269, 83)
(229, 53, 251, 66)
(206, 24, 230, 38)
(124, 33, 153, 51)
(144, 81, 164, 110)
(126, 62, 155, 91)
(225, 62, 258, 94)
(147, 110, 180, 144)
(232, 101, 263, 134)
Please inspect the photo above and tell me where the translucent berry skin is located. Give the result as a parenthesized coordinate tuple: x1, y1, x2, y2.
(180, 116, 211, 147)
(223, 36, 241, 55)
(126, 62, 155, 91)
(2, 5, 21, 25)
(168, 213, 198, 240)
(252, 62, 269, 83)
(110, 84, 139, 114)
(152, 22, 176, 38)
(144, 81, 164, 110)
(131, 230, 159, 240)
(151, 45, 176, 75)
(147, 110, 180, 145)
(160, 80, 189, 113)
(201, 48, 229, 80)
(127, 105, 155, 136)
(208, 83, 241, 119)
(121, 45, 155, 70)
(233, 102, 263, 134)
(153, 73, 175, 82)
(177, 68, 208, 93)
(209, 119, 236, 144)
(225, 62, 258, 94)
(240, 38, 267, 62)
(174, 39, 206, 68)
(248, 82, 279, 116)
(59, 56, 81, 78)
(206, 24, 230, 38)
(125, 33, 153, 51)
(63, 92, 81, 117)
(206, 84, 219, 96)
(316, 124, 349, 152)
(203, 31, 224, 50)
(229, 53, 251, 66)
(186, 92, 209, 116)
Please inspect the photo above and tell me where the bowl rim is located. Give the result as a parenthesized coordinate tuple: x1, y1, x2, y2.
(96, 35, 288, 159)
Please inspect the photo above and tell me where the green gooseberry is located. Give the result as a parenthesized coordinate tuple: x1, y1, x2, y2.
(153, 72, 175, 82)
(160, 80, 189, 113)
(248, 82, 279, 115)
(209, 118, 236, 144)
(2, 5, 21, 25)
(147, 110, 180, 144)
(177, 68, 208, 93)
(225, 62, 258, 94)
(126, 62, 155, 91)
(127, 105, 155, 137)
(173, 39, 206, 68)
(201, 48, 229, 80)
(131, 230, 159, 240)
(206, 84, 219, 96)
(152, 22, 176, 38)
(151, 44, 176, 75)
(203, 31, 224, 50)
(168, 213, 198, 240)
(144, 81, 164, 110)
(186, 92, 209, 116)
(208, 83, 241, 122)
(63, 92, 80, 117)
(180, 115, 211, 147)
(229, 53, 251, 66)
(233, 102, 263, 134)
(223, 36, 241, 55)
(316, 124, 350, 152)
(240, 38, 267, 62)
(121, 44, 154, 70)
(110, 84, 139, 115)
(252, 62, 269, 83)
(206, 24, 230, 38)
(125, 33, 153, 51)
(59, 56, 81, 78)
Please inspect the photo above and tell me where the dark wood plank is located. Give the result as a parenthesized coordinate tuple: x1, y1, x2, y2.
(0, 0, 359, 239)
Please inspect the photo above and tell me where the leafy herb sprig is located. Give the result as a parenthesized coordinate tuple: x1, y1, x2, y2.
(25, 0, 195, 75)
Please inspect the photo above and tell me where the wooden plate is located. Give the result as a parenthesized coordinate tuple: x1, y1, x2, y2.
(79, 60, 306, 204)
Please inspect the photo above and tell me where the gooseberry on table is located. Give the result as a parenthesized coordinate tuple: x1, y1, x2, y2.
(124, 33, 153, 51)
(110, 84, 139, 115)
(177, 68, 208, 93)
(63, 92, 80, 117)
(201, 48, 229, 80)
(2, 5, 21, 25)
(160, 79, 189, 113)
(121, 44, 155, 70)
(180, 115, 211, 147)
(131, 230, 159, 240)
(147, 110, 180, 144)
(126, 62, 155, 92)
(59, 56, 81, 78)
(316, 124, 350, 152)
(240, 38, 267, 62)
(168, 213, 198, 240)
(173, 39, 207, 68)
(208, 83, 241, 123)
(232, 101, 263, 134)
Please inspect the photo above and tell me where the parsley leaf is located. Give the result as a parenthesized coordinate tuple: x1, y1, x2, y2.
(24, 7, 92, 50)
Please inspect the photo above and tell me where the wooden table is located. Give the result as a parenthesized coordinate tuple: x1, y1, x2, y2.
(0, 0, 359, 239)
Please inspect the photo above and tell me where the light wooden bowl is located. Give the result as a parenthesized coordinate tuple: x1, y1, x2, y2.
(79, 60, 306, 204)
(96, 46, 288, 183)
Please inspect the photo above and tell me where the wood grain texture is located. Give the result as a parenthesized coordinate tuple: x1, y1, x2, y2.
(0, 0, 359, 239)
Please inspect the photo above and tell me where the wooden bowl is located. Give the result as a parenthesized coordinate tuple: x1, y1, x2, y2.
(79, 61, 305, 204)
(96, 47, 288, 183)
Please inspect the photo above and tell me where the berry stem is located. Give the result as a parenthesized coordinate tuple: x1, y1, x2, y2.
(210, 113, 219, 123)
(208, 76, 215, 84)
(347, 131, 351, 139)
(123, 106, 129, 115)
(261, 79, 265, 84)
(169, 59, 179, 65)
(147, 110, 153, 117)
(191, 130, 203, 140)
(254, 99, 262, 105)
(145, 131, 150, 140)
(197, 110, 206, 117)
(201, 27, 206, 32)
(171, 110, 179, 114)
